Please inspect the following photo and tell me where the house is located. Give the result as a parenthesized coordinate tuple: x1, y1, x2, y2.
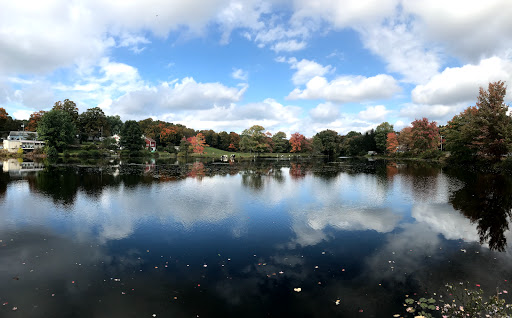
(144, 136, 157, 152)
(112, 134, 121, 145)
(2, 131, 45, 153)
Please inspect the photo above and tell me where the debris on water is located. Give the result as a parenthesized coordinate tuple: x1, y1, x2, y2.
(335, 299, 340, 305)
(12, 307, 17, 311)
(294, 288, 301, 292)
(461, 249, 466, 253)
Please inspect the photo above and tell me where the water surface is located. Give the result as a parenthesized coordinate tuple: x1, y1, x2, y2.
(1, 158, 511, 317)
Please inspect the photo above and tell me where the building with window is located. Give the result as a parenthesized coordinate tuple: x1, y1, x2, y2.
(2, 131, 45, 153)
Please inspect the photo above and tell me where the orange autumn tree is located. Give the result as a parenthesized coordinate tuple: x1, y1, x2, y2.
(289, 132, 307, 153)
(159, 125, 179, 146)
(188, 132, 209, 154)
(26, 110, 47, 132)
(386, 132, 399, 154)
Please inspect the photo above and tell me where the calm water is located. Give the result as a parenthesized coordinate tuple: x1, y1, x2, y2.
(1, 158, 512, 317)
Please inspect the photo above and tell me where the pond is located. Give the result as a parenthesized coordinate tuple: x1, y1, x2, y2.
(1, 158, 512, 317)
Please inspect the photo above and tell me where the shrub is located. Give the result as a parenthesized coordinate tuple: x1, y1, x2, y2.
(45, 146, 58, 158)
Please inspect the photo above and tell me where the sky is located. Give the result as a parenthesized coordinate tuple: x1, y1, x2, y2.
(1, 0, 512, 137)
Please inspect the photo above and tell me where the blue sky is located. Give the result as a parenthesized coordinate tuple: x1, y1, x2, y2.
(1, 0, 512, 136)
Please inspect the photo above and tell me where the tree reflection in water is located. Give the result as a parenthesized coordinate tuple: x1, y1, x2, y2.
(449, 172, 512, 252)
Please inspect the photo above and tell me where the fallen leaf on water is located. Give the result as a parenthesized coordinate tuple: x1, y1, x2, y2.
(335, 299, 340, 305)
(294, 288, 301, 292)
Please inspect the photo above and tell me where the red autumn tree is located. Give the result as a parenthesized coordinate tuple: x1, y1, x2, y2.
(289, 132, 307, 153)
(411, 118, 439, 152)
(188, 132, 209, 154)
(159, 125, 179, 146)
(0, 108, 8, 131)
(386, 132, 399, 154)
(26, 110, 46, 132)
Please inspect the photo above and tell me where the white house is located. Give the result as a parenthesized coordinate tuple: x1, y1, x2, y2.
(2, 131, 45, 153)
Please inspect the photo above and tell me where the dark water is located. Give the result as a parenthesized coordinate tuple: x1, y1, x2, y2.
(1, 158, 512, 317)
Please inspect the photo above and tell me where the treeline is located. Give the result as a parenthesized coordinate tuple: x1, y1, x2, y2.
(1, 81, 511, 163)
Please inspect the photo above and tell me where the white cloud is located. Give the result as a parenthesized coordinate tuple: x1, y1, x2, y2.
(12, 110, 32, 120)
(399, 103, 466, 122)
(412, 57, 512, 105)
(287, 74, 401, 103)
(231, 68, 248, 81)
(358, 105, 391, 122)
(292, 0, 398, 28)
(402, 0, 512, 62)
(271, 40, 307, 52)
(111, 77, 247, 117)
(284, 58, 334, 85)
(308, 102, 340, 122)
(170, 98, 302, 133)
(359, 21, 441, 84)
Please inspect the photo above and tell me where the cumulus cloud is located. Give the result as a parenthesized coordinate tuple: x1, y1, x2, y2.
(402, 0, 512, 62)
(172, 98, 302, 133)
(359, 21, 441, 84)
(111, 77, 247, 116)
(358, 105, 391, 122)
(282, 57, 334, 85)
(412, 57, 512, 105)
(308, 102, 340, 123)
(292, 0, 398, 28)
(287, 74, 401, 103)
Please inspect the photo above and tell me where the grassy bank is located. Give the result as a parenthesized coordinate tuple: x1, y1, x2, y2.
(185, 147, 318, 159)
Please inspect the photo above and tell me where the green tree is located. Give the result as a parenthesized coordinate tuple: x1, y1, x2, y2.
(471, 81, 512, 162)
(272, 131, 290, 153)
(106, 115, 123, 136)
(240, 125, 270, 154)
(443, 107, 479, 162)
(37, 109, 77, 151)
(120, 120, 144, 152)
(78, 107, 109, 141)
(313, 129, 341, 157)
(375, 122, 394, 154)
(218, 131, 231, 150)
(52, 99, 79, 125)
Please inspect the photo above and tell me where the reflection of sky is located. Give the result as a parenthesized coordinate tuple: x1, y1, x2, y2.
(2, 162, 512, 317)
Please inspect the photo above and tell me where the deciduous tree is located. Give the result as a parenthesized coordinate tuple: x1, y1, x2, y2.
(289, 132, 308, 153)
(375, 122, 394, 153)
(52, 99, 79, 125)
(37, 109, 77, 151)
(188, 133, 208, 153)
(120, 120, 144, 152)
(272, 131, 290, 153)
(313, 129, 341, 156)
(411, 118, 439, 152)
(240, 125, 270, 154)
(386, 132, 399, 154)
(471, 81, 512, 162)
(26, 111, 46, 132)
(78, 107, 109, 141)
(443, 106, 479, 162)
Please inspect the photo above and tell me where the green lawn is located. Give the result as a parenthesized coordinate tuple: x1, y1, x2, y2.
(190, 147, 303, 158)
